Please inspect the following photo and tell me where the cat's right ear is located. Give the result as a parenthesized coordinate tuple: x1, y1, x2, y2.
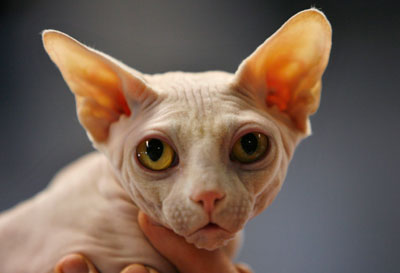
(42, 30, 157, 143)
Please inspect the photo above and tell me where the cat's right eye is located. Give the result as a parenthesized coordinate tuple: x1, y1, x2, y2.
(136, 138, 178, 171)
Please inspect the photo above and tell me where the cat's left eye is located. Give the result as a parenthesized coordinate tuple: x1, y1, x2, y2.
(136, 138, 177, 171)
(230, 132, 270, 164)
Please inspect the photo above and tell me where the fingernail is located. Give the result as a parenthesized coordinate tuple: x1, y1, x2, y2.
(61, 255, 89, 273)
(121, 264, 149, 273)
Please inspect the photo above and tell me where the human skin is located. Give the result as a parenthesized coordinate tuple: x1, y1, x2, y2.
(54, 212, 252, 273)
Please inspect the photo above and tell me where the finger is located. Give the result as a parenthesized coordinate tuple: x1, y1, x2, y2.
(138, 211, 237, 273)
(145, 266, 160, 273)
(54, 253, 98, 273)
(235, 263, 253, 273)
(121, 264, 159, 273)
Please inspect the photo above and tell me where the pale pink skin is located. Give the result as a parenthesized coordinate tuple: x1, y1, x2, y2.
(0, 9, 331, 273)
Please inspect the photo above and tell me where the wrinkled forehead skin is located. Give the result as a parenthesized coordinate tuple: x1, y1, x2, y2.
(103, 71, 304, 249)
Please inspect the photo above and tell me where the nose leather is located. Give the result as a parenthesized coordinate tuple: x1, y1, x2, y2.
(190, 190, 226, 214)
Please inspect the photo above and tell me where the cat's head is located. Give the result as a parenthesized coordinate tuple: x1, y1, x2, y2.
(43, 9, 331, 250)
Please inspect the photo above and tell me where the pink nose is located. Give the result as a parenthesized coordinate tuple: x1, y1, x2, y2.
(190, 190, 226, 214)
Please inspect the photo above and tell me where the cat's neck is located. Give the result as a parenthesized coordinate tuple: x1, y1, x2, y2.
(96, 153, 139, 209)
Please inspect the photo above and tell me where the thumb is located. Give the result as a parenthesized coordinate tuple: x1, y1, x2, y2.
(138, 211, 237, 273)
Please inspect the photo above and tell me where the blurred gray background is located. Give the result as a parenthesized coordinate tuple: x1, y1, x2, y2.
(1, 0, 399, 272)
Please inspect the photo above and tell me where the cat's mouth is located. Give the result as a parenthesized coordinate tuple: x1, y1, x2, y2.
(185, 222, 235, 250)
(200, 223, 227, 232)
(188, 222, 232, 237)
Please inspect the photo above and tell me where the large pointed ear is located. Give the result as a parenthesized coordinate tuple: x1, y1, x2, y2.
(42, 30, 157, 143)
(234, 9, 332, 133)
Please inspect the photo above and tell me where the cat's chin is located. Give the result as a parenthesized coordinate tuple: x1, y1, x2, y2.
(184, 224, 235, 251)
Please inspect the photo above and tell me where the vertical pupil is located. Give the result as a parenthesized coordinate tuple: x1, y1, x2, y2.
(146, 139, 164, 161)
(241, 133, 258, 155)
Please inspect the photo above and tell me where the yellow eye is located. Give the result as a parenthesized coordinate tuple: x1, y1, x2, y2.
(230, 132, 270, 164)
(136, 138, 177, 171)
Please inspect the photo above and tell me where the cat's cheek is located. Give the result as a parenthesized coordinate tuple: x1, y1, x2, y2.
(213, 194, 253, 233)
(120, 158, 175, 226)
(121, 178, 164, 225)
(162, 197, 208, 236)
(236, 169, 276, 200)
(251, 176, 282, 218)
(249, 149, 291, 217)
(235, 149, 281, 194)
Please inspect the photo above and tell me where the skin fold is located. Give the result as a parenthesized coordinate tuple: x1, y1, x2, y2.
(0, 9, 331, 273)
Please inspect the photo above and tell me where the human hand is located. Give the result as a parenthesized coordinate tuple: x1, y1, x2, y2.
(54, 254, 158, 273)
(54, 211, 252, 273)
(137, 211, 252, 273)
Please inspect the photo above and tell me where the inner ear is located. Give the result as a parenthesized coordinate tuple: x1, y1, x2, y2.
(43, 30, 156, 142)
(234, 9, 332, 132)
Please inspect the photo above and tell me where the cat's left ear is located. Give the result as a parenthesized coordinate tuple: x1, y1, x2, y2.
(234, 9, 332, 133)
